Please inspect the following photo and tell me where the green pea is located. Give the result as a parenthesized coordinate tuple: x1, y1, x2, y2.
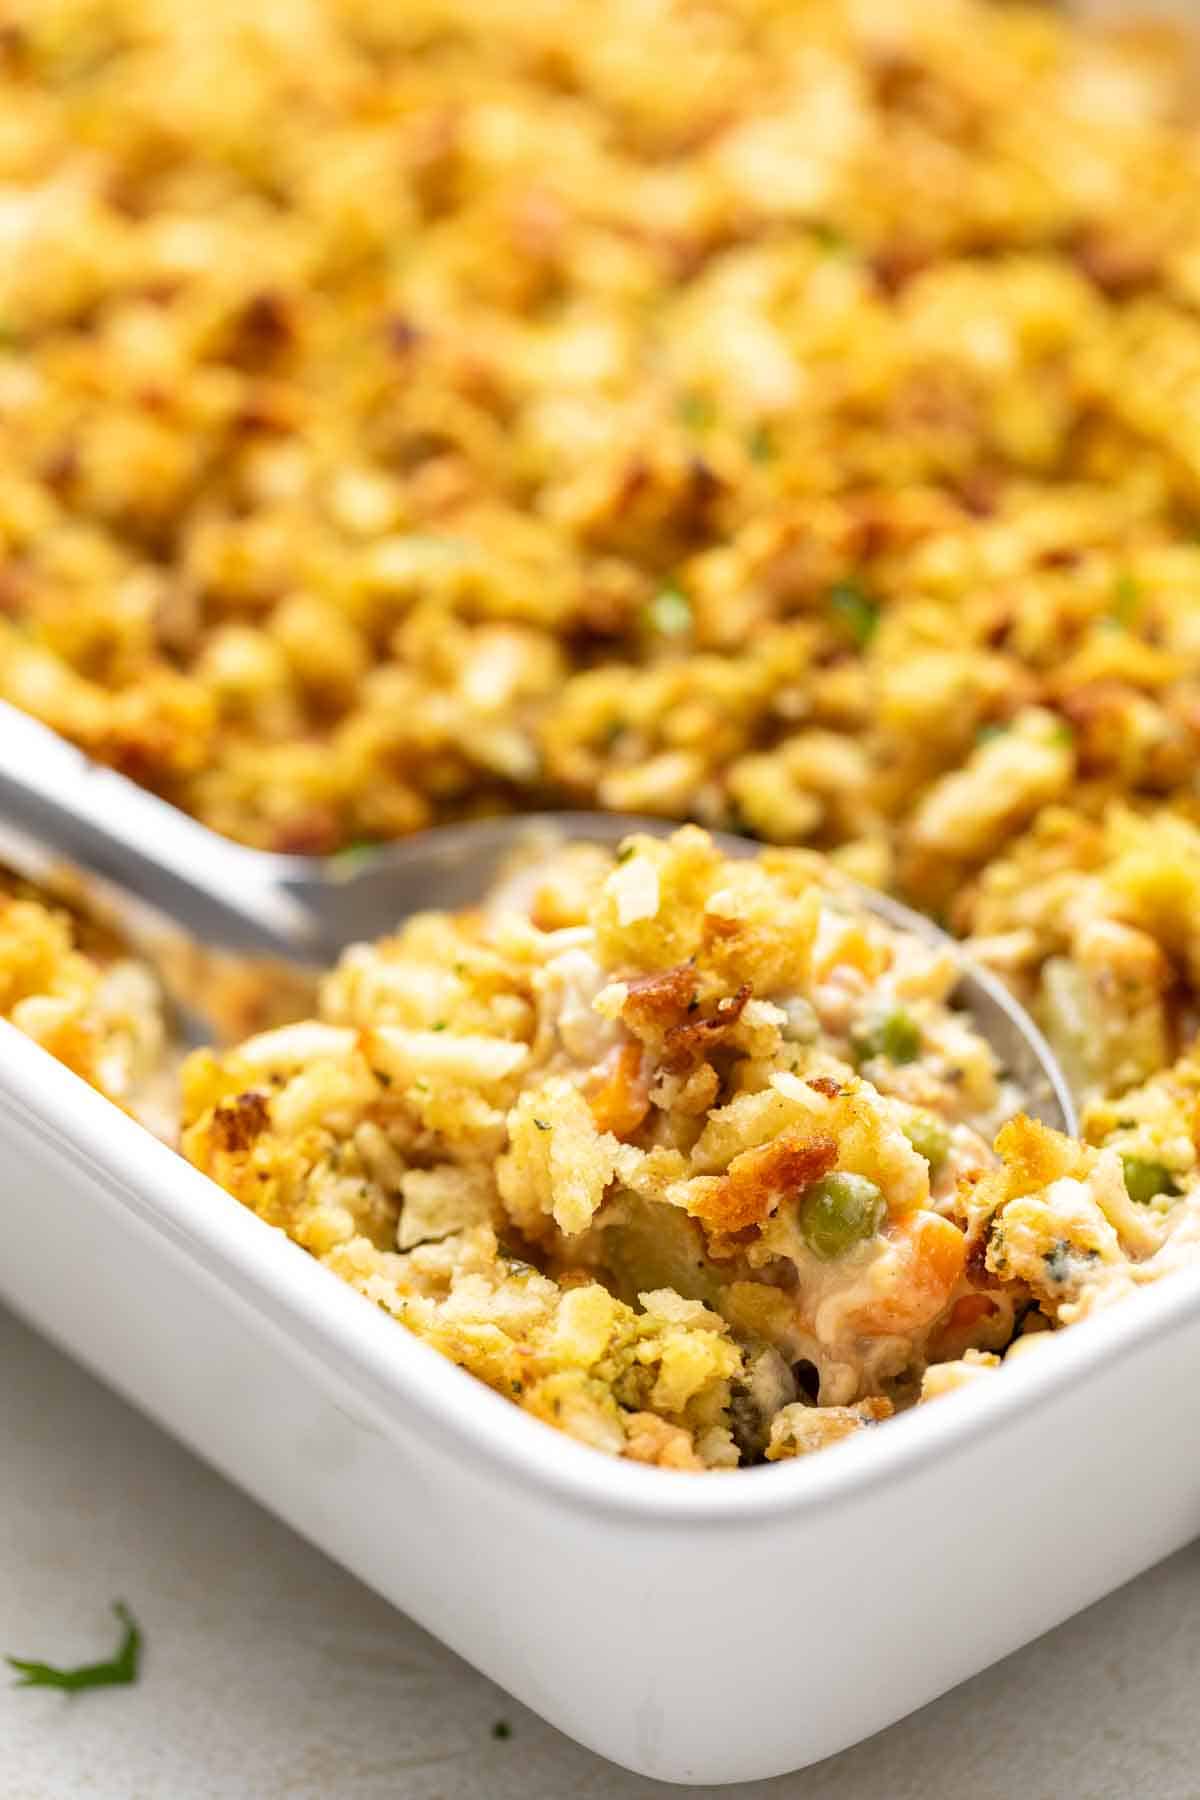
(903, 1110, 951, 1172)
(851, 1006, 921, 1066)
(797, 1171, 886, 1261)
(1121, 1155, 1180, 1207)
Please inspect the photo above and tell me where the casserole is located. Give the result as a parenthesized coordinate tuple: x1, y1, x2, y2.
(5, 0, 1200, 1780)
(4, 1014, 1200, 1785)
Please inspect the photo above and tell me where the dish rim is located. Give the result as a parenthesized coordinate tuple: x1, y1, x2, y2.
(2, 1014, 1195, 1530)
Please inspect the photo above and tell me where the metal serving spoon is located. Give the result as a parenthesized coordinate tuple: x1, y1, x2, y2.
(0, 700, 1076, 1131)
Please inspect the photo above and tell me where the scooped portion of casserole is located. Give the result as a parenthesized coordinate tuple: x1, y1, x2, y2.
(173, 827, 1172, 1468)
(5, 829, 1200, 1469)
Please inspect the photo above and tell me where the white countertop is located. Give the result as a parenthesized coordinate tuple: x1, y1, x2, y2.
(3, 1297, 1197, 1800)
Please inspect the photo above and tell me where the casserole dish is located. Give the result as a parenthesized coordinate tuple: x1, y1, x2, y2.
(4, 1014, 1200, 1785)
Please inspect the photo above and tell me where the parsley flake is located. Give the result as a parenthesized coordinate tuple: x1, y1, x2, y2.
(8, 1604, 142, 1694)
(828, 580, 880, 649)
(746, 422, 775, 463)
(1111, 571, 1140, 627)
(677, 392, 715, 432)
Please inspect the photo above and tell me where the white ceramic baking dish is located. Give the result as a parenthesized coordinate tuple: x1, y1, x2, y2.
(4, 1017, 1200, 1784)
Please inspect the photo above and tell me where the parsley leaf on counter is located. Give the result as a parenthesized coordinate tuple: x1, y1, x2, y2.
(7, 1602, 142, 1693)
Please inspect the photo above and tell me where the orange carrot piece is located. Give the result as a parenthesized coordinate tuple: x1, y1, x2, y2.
(851, 1210, 967, 1337)
(587, 1041, 651, 1140)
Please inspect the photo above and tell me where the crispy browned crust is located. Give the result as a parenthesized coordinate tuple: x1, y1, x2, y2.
(806, 1075, 844, 1100)
(692, 1130, 838, 1232)
(621, 963, 698, 1043)
(209, 1089, 271, 1153)
(621, 961, 752, 1077)
(994, 1114, 1089, 1199)
(661, 983, 751, 1075)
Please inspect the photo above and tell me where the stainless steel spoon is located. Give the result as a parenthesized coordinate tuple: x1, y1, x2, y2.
(0, 700, 1076, 1131)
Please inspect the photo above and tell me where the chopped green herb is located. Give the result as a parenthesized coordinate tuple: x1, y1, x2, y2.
(492, 1720, 513, 1741)
(1042, 1240, 1073, 1285)
(1048, 719, 1075, 748)
(677, 391, 715, 432)
(1121, 1154, 1180, 1207)
(1111, 571, 1140, 627)
(644, 586, 693, 637)
(8, 1604, 142, 1693)
(746, 422, 775, 463)
(1044, 1239, 1099, 1284)
(616, 842, 635, 862)
(851, 1006, 921, 1066)
(975, 721, 1009, 745)
(431, 1020, 447, 1032)
(828, 580, 880, 649)
(810, 222, 848, 252)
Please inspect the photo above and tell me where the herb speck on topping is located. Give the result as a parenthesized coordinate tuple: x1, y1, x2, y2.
(677, 391, 715, 432)
(828, 580, 880, 649)
(1111, 571, 1140, 627)
(746, 422, 775, 463)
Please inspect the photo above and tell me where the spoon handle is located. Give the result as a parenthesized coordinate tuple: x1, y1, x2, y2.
(0, 702, 316, 956)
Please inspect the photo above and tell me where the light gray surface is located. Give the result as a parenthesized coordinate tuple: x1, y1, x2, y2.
(2, 1300, 1196, 1800)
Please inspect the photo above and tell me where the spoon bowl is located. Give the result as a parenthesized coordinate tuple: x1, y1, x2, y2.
(0, 701, 1076, 1132)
